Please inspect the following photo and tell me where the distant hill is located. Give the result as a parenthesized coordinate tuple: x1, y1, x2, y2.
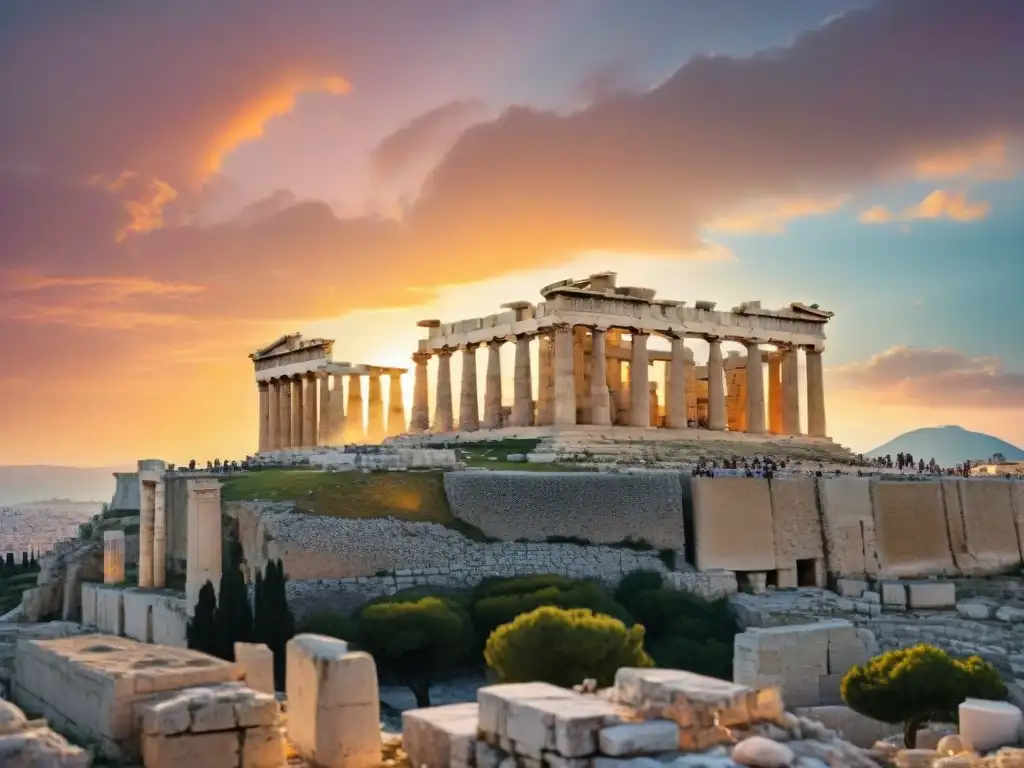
(0, 465, 133, 506)
(866, 426, 1024, 468)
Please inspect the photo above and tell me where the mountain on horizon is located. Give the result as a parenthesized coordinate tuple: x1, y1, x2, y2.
(0, 465, 133, 506)
(866, 426, 1024, 468)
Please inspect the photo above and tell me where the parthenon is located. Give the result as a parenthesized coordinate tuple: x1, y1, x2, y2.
(251, 334, 408, 451)
(408, 271, 832, 439)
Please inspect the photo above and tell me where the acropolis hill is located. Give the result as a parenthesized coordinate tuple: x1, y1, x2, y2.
(249, 270, 852, 467)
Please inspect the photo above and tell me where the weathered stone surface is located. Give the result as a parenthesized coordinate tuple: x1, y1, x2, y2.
(872, 482, 955, 578)
(880, 582, 907, 608)
(615, 668, 770, 729)
(0, 698, 89, 767)
(478, 682, 580, 739)
(793, 705, 894, 748)
(599, 719, 680, 756)
(816, 477, 878, 580)
(905, 581, 956, 609)
(836, 579, 868, 598)
(286, 634, 380, 767)
(958, 698, 1024, 753)
(769, 477, 824, 564)
(235, 641, 275, 695)
(141, 729, 239, 768)
(691, 477, 775, 572)
(958, 480, 1022, 575)
(402, 702, 478, 768)
(731, 735, 794, 767)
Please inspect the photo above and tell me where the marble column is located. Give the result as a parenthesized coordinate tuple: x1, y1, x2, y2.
(781, 348, 802, 435)
(666, 337, 688, 429)
(318, 373, 331, 445)
(744, 342, 767, 434)
(185, 478, 223, 616)
(434, 350, 454, 432)
(459, 344, 480, 431)
(552, 324, 577, 425)
(278, 377, 292, 449)
(328, 373, 346, 443)
(267, 380, 280, 452)
(589, 329, 611, 426)
(410, 353, 431, 431)
(649, 382, 660, 426)
(706, 338, 726, 431)
(628, 332, 650, 427)
(536, 335, 554, 425)
(387, 371, 406, 437)
(103, 530, 125, 585)
(290, 377, 304, 448)
(152, 476, 166, 588)
(367, 371, 385, 442)
(301, 374, 318, 447)
(510, 335, 534, 427)
(138, 480, 154, 588)
(806, 348, 827, 438)
(257, 381, 270, 453)
(768, 354, 783, 435)
(483, 340, 504, 429)
(346, 374, 365, 442)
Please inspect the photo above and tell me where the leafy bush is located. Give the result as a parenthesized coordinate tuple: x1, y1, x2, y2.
(296, 611, 361, 645)
(359, 596, 475, 707)
(473, 574, 576, 601)
(613, 569, 664, 615)
(213, 567, 253, 660)
(472, 579, 632, 640)
(187, 581, 218, 656)
(646, 636, 733, 680)
(629, 588, 737, 643)
(842, 644, 1007, 747)
(484, 606, 652, 687)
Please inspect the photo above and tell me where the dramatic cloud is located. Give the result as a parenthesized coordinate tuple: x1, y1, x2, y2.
(858, 189, 992, 224)
(831, 347, 1024, 408)
(707, 195, 849, 234)
(372, 100, 489, 179)
(915, 137, 1013, 180)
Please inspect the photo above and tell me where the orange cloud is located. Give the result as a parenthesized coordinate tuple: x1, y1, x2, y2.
(858, 189, 991, 225)
(915, 137, 1011, 180)
(88, 170, 180, 239)
(707, 195, 849, 234)
(7, 272, 206, 298)
(200, 72, 350, 179)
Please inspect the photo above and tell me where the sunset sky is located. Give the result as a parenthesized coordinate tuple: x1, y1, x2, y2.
(1, 0, 1022, 467)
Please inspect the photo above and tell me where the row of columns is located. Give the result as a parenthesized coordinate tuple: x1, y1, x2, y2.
(408, 328, 827, 438)
(258, 369, 407, 451)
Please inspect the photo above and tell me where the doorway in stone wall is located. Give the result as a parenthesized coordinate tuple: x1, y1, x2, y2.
(796, 558, 819, 587)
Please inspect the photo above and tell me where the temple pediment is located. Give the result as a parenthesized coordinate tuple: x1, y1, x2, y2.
(250, 333, 334, 361)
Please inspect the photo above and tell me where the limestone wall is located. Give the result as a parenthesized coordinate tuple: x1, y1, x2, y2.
(871, 481, 955, 578)
(955, 480, 1021, 574)
(81, 583, 189, 647)
(443, 470, 686, 551)
(110, 472, 140, 511)
(816, 477, 879, 580)
(769, 477, 824, 584)
(688, 477, 775, 572)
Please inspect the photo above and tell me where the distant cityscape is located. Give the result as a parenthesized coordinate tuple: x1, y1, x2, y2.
(0, 501, 102, 558)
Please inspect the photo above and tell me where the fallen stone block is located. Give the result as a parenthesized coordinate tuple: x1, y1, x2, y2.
(507, 695, 623, 758)
(905, 581, 955, 609)
(793, 705, 894, 748)
(599, 719, 680, 756)
(957, 599, 996, 620)
(402, 702, 478, 768)
(235, 641, 275, 694)
(958, 698, 1024, 753)
(477, 681, 579, 739)
(996, 605, 1024, 623)
(879, 581, 907, 608)
(286, 634, 380, 768)
(836, 579, 868, 598)
(0, 700, 89, 767)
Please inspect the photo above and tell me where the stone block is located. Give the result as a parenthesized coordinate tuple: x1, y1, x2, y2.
(242, 725, 287, 768)
(599, 719, 680, 756)
(94, 586, 125, 635)
(836, 579, 868, 599)
(958, 480, 1022, 575)
(906, 581, 956, 609)
(151, 599, 189, 648)
(286, 634, 380, 768)
(477, 682, 579, 739)
(880, 581, 907, 608)
(996, 605, 1024, 623)
(122, 589, 154, 642)
(614, 668, 770, 729)
(12, 634, 242, 760)
(957, 599, 996, 620)
(141, 729, 239, 768)
(817, 674, 845, 706)
(402, 702, 479, 768)
(872, 482, 955, 578)
(958, 698, 1024, 753)
(793, 705, 893, 748)
(235, 642, 275, 694)
(817, 477, 878, 579)
(692, 477, 775, 571)
(80, 583, 99, 627)
(769, 477, 824, 563)
(0, 699, 89, 767)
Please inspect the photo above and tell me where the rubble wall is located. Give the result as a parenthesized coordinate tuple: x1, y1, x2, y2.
(443, 470, 686, 551)
(691, 477, 775, 572)
(769, 477, 824, 565)
(871, 481, 955, 578)
(816, 477, 877, 580)
(957, 479, 1022, 574)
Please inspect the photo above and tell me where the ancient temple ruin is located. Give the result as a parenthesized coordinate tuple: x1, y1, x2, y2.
(409, 271, 832, 438)
(250, 334, 408, 450)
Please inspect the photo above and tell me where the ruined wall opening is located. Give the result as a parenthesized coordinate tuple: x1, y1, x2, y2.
(796, 558, 819, 587)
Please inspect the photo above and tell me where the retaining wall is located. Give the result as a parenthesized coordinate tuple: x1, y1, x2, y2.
(689, 477, 775, 572)
(871, 481, 955, 578)
(956, 480, 1021, 574)
(443, 470, 686, 551)
(769, 477, 824, 573)
(816, 477, 878, 580)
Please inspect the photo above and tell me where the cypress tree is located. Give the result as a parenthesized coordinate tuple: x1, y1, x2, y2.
(187, 581, 218, 656)
(21, 552, 29, 572)
(4, 553, 13, 575)
(253, 559, 295, 690)
(214, 567, 254, 661)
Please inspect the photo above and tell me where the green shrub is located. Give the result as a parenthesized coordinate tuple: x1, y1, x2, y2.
(629, 588, 737, 642)
(614, 570, 664, 616)
(297, 611, 361, 645)
(359, 596, 475, 707)
(646, 636, 733, 680)
(842, 644, 1007, 747)
(187, 581, 218, 656)
(472, 580, 632, 639)
(473, 574, 576, 600)
(484, 606, 652, 688)
(213, 567, 253, 661)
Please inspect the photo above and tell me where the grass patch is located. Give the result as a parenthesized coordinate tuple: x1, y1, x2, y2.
(221, 469, 493, 541)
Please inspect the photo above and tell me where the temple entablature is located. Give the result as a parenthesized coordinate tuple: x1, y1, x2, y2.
(416, 271, 831, 354)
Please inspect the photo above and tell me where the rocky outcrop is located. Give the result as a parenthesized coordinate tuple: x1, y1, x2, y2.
(0, 699, 88, 767)
(18, 539, 102, 623)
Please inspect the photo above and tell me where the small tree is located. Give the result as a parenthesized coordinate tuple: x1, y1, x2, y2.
(21, 552, 29, 572)
(187, 581, 218, 656)
(359, 596, 474, 707)
(485, 606, 652, 688)
(842, 644, 1007, 747)
(4, 553, 14, 575)
(213, 567, 253, 661)
(253, 559, 295, 690)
